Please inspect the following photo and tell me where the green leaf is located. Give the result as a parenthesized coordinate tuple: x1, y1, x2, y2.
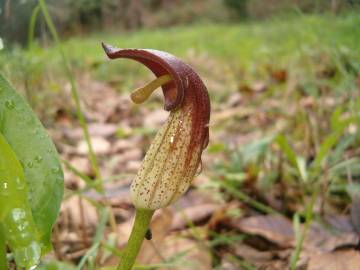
(207, 143, 226, 154)
(0, 133, 41, 269)
(329, 157, 360, 179)
(328, 134, 356, 166)
(0, 74, 64, 252)
(310, 118, 351, 174)
(330, 106, 343, 130)
(346, 184, 360, 199)
(276, 134, 308, 182)
(276, 135, 297, 167)
(296, 156, 308, 182)
(36, 261, 76, 270)
(240, 136, 273, 164)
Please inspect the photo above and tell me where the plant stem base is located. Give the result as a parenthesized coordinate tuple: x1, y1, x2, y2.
(117, 209, 155, 270)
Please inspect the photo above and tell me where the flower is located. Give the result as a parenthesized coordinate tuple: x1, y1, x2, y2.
(102, 43, 210, 210)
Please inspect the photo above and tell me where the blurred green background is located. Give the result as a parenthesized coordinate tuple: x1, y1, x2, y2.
(1, 0, 359, 118)
(1, 0, 360, 45)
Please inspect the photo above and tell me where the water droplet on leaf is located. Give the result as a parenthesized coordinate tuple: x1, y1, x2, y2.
(56, 177, 63, 183)
(11, 208, 26, 222)
(5, 100, 15, 109)
(34, 155, 43, 163)
(51, 166, 60, 174)
(1, 181, 10, 195)
(15, 177, 25, 190)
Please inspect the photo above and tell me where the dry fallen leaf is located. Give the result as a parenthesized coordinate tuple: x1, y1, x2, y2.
(270, 69, 287, 83)
(114, 137, 141, 153)
(233, 244, 273, 263)
(231, 214, 358, 256)
(226, 92, 242, 107)
(60, 196, 99, 231)
(351, 196, 360, 236)
(307, 249, 360, 270)
(77, 136, 111, 155)
(144, 109, 169, 127)
(324, 214, 355, 233)
(61, 123, 118, 141)
(147, 235, 212, 270)
(63, 156, 92, 189)
(356, 74, 360, 89)
(78, 76, 131, 123)
(211, 106, 255, 125)
(171, 203, 218, 230)
(304, 222, 358, 253)
(106, 149, 142, 174)
(219, 257, 240, 270)
(233, 215, 294, 248)
(238, 82, 267, 95)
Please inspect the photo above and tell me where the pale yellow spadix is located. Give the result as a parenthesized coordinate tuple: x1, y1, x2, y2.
(130, 74, 172, 104)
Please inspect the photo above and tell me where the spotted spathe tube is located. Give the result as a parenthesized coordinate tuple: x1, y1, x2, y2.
(102, 44, 210, 210)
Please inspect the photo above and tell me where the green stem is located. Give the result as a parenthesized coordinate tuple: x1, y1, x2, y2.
(289, 192, 317, 270)
(117, 209, 155, 270)
(0, 228, 8, 270)
(28, 5, 40, 49)
(37, 0, 122, 242)
(222, 181, 279, 214)
(37, 0, 103, 191)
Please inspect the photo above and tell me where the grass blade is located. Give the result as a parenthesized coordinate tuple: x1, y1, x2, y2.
(37, 0, 102, 190)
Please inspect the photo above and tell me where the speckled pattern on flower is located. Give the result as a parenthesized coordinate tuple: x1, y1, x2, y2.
(102, 44, 210, 210)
